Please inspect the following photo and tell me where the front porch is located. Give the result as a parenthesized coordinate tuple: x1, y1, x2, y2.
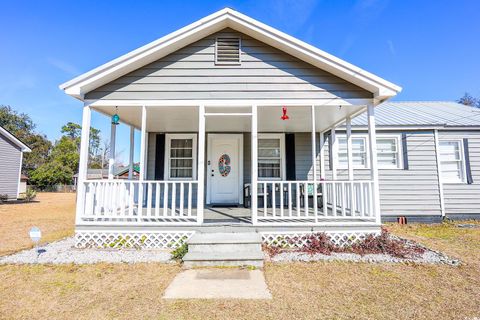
(76, 101, 382, 236)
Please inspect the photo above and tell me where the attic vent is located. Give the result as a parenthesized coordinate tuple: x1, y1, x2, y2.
(215, 37, 241, 64)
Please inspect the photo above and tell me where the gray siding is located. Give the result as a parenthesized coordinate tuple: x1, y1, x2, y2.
(0, 132, 22, 199)
(439, 131, 480, 216)
(86, 29, 371, 101)
(322, 130, 442, 216)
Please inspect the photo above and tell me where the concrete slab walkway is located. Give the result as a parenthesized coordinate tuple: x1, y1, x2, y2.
(163, 268, 272, 299)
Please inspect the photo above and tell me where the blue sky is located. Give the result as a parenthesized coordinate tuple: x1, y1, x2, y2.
(0, 0, 479, 164)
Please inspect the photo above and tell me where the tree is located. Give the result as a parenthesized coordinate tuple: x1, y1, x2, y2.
(29, 161, 73, 186)
(458, 93, 479, 107)
(50, 136, 80, 174)
(0, 105, 52, 173)
(61, 122, 82, 140)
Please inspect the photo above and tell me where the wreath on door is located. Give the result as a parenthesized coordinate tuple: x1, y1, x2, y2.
(218, 154, 231, 177)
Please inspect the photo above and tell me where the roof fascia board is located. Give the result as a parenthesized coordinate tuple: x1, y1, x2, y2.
(84, 98, 372, 108)
(0, 126, 31, 152)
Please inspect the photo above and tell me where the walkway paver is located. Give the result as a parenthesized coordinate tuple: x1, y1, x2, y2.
(163, 268, 272, 299)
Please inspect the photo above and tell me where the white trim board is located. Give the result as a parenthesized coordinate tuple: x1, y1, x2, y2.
(60, 8, 400, 100)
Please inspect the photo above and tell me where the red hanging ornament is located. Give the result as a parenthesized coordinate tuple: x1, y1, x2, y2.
(281, 106, 289, 120)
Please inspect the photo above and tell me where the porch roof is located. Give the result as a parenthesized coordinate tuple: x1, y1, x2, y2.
(60, 8, 401, 101)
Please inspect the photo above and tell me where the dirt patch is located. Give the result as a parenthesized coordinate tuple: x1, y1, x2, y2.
(0, 193, 75, 256)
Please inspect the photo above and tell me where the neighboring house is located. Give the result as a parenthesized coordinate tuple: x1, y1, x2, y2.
(0, 126, 31, 200)
(60, 8, 405, 249)
(330, 101, 480, 222)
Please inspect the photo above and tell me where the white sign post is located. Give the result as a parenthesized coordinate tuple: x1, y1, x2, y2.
(29, 227, 42, 260)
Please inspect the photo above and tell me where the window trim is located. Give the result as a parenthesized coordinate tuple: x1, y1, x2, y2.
(258, 133, 286, 181)
(334, 133, 404, 170)
(215, 37, 242, 65)
(337, 135, 369, 169)
(164, 133, 197, 181)
(376, 134, 404, 169)
(439, 139, 467, 184)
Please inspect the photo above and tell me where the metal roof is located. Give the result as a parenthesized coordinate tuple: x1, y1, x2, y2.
(352, 101, 480, 127)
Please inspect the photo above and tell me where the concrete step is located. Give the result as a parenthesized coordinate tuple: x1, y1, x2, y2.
(188, 232, 262, 254)
(183, 251, 265, 268)
(184, 232, 264, 267)
(188, 232, 262, 244)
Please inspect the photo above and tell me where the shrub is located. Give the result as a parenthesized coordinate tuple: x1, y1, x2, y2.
(25, 189, 37, 202)
(349, 229, 425, 258)
(296, 233, 336, 255)
(265, 229, 425, 259)
(171, 243, 188, 260)
(0, 194, 8, 203)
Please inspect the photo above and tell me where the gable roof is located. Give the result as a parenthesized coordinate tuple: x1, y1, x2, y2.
(0, 126, 31, 152)
(60, 8, 401, 101)
(352, 101, 480, 128)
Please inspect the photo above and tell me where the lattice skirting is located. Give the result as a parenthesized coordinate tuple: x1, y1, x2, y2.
(75, 231, 195, 249)
(261, 230, 380, 248)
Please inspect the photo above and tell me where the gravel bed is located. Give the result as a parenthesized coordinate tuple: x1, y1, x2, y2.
(0, 237, 173, 265)
(269, 246, 461, 266)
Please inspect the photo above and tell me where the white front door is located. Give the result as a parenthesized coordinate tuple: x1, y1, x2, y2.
(208, 134, 243, 205)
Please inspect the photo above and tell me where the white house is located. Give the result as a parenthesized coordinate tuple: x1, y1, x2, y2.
(60, 8, 402, 249)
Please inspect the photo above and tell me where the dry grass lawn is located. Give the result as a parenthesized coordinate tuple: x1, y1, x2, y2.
(0, 193, 75, 256)
(0, 220, 479, 319)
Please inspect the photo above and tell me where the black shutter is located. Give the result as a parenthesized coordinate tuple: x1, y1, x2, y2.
(401, 133, 409, 170)
(463, 138, 473, 184)
(154, 134, 165, 180)
(285, 133, 296, 181)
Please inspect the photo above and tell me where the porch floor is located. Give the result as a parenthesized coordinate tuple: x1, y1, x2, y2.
(113, 206, 375, 225)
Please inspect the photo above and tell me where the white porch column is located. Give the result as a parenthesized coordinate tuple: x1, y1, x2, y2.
(367, 103, 381, 224)
(139, 106, 148, 179)
(311, 105, 318, 218)
(331, 126, 338, 180)
(76, 105, 91, 224)
(139, 106, 147, 209)
(128, 126, 135, 180)
(197, 105, 205, 224)
(251, 104, 258, 224)
(346, 117, 354, 181)
(319, 131, 325, 179)
(108, 122, 116, 179)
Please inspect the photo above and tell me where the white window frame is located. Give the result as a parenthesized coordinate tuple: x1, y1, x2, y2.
(164, 133, 197, 181)
(257, 133, 286, 181)
(439, 139, 466, 184)
(376, 134, 404, 169)
(335, 133, 403, 169)
(336, 134, 370, 169)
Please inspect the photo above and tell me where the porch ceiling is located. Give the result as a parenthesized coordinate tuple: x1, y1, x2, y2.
(92, 104, 366, 132)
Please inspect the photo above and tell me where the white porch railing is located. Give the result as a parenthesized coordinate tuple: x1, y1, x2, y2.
(80, 180, 199, 225)
(254, 180, 375, 224)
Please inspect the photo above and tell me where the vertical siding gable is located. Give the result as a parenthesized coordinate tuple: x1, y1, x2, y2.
(85, 29, 372, 100)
